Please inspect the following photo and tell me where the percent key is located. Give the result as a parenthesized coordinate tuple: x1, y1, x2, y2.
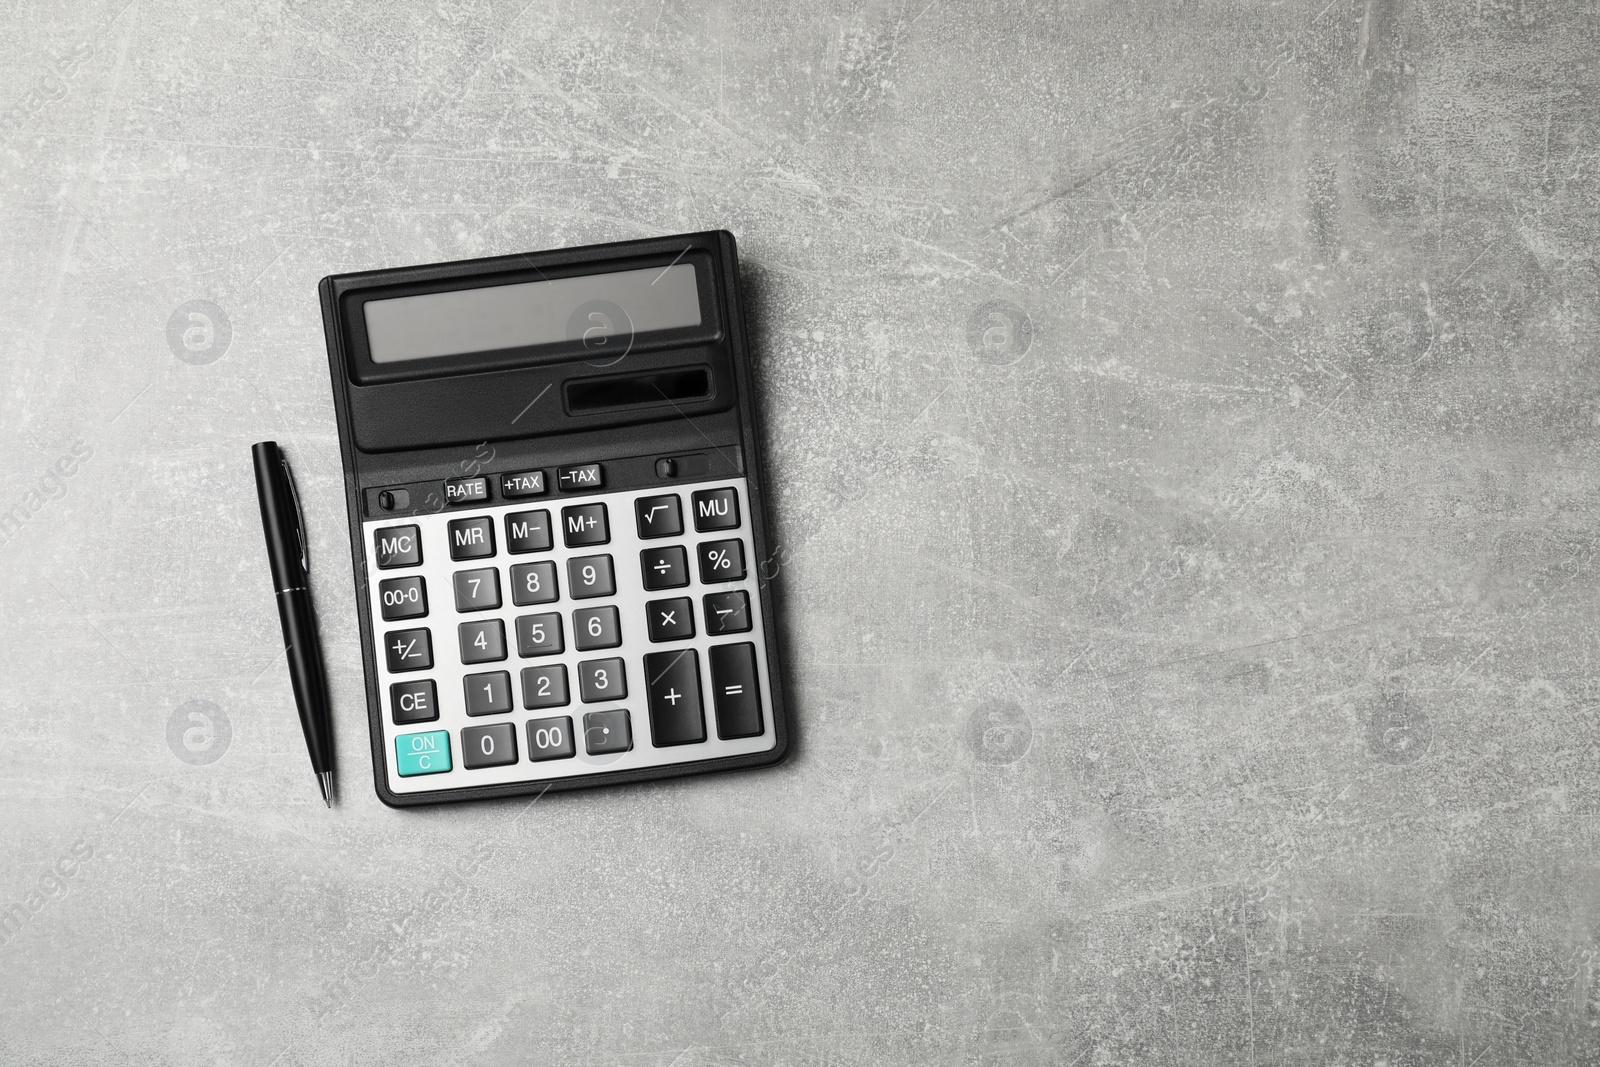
(697, 539, 746, 583)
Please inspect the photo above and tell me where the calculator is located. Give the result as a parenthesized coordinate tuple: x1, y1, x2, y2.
(318, 231, 789, 806)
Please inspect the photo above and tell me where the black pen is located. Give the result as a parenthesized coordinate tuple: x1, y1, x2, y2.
(252, 441, 335, 806)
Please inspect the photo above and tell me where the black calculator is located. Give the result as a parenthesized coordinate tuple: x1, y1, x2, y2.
(318, 231, 789, 806)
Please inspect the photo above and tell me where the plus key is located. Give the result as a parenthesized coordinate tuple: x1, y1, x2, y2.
(643, 649, 705, 747)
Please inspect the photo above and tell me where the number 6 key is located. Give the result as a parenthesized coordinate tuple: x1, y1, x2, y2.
(572, 605, 621, 651)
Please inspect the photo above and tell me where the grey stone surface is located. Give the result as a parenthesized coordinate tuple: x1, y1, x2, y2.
(2, 0, 1597, 1063)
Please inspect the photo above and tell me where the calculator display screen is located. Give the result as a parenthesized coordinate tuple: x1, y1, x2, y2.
(363, 263, 701, 364)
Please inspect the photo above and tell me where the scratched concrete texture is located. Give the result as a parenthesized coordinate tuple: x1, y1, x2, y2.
(1, 0, 1597, 1063)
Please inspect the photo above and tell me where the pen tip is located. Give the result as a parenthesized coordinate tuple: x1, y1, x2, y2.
(317, 770, 333, 808)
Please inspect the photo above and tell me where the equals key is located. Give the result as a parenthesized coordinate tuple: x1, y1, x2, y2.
(709, 643, 762, 739)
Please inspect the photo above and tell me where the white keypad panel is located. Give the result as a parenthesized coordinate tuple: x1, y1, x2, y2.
(363, 478, 777, 795)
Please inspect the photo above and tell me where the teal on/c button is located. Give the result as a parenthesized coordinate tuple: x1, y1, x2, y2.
(396, 730, 452, 776)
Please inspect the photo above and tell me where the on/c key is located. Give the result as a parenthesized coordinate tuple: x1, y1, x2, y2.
(395, 730, 452, 776)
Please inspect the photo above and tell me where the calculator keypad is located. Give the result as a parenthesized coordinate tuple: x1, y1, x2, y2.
(364, 477, 776, 794)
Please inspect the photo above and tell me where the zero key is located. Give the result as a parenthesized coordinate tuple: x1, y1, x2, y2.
(461, 723, 518, 769)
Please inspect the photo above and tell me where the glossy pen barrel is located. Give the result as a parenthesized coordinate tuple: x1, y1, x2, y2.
(253, 440, 335, 789)
(252, 441, 305, 591)
(275, 584, 334, 776)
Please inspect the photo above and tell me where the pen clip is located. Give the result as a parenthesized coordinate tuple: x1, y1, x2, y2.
(281, 455, 309, 576)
